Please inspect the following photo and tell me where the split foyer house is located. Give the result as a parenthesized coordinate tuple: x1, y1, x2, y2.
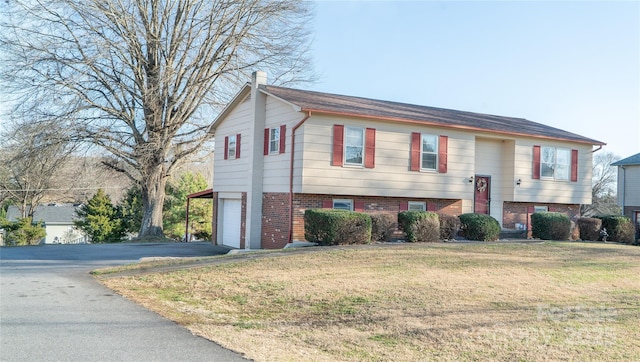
(208, 71, 605, 249)
(611, 153, 640, 238)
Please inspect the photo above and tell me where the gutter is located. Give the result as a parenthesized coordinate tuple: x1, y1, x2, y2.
(288, 111, 312, 243)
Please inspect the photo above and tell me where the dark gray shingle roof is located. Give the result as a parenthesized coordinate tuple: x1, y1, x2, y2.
(262, 85, 605, 146)
(611, 153, 640, 166)
(6, 204, 80, 223)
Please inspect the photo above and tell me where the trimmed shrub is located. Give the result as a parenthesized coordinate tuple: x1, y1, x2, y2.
(439, 214, 460, 241)
(531, 212, 571, 240)
(577, 217, 602, 241)
(370, 213, 396, 242)
(397, 211, 440, 242)
(304, 209, 371, 246)
(458, 213, 500, 241)
(595, 215, 635, 243)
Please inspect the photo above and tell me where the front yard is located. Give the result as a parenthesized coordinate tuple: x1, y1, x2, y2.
(98, 242, 640, 361)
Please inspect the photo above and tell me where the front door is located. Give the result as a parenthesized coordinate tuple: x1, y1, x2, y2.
(635, 211, 640, 240)
(474, 175, 491, 214)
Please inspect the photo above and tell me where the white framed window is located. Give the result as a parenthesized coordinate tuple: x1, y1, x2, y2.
(227, 135, 237, 159)
(421, 134, 438, 170)
(408, 201, 426, 211)
(534, 205, 548, 213)
(269, 127, 280, 154)
(541, 147, 570, 180)
(333, 199, 353, 211)
(344, 127, 364, 166)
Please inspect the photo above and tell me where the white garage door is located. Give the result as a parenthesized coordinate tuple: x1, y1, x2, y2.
(222, 199, 241, 248)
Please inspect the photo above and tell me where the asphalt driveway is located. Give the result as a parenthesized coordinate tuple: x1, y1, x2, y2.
(0, 242, 249, 361)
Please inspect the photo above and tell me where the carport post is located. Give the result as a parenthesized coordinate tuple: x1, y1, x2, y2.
(184, 197, 190, 242)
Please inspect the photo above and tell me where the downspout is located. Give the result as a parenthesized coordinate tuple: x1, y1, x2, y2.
(592, 145, 603, 153)
(288, 111, 312, 243)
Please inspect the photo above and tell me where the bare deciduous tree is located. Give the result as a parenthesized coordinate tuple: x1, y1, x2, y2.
(581, 151, 621, 217)
(1, 0, 314, 237)
(0, 122, 77, 218)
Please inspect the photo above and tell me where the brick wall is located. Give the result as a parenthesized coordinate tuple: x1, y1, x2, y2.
(289, 194, 462, 242)
(503, 202, 581, 239)
(503, 202, 581, 228)
(262, 193, 291, 249)
(240, 192, 247, 249)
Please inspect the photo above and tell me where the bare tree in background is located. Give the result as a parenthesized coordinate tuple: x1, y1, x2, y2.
(1, 0, 314, 237)
(0, 122, 78, 218)
(581, 151, 621, 217)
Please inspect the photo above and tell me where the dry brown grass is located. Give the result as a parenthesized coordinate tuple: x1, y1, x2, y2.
(99, 242, 640, 361)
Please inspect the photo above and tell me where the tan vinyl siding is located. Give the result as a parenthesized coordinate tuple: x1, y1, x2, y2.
(296, 115, 475, 199)
(213, 97, 252, 193)
(262, 97, 303, 193)
(512, 139, 593, 205)
(474, 138, 508, 224)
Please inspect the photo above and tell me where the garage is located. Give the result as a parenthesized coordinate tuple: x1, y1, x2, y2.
(221, 199, 241, 248)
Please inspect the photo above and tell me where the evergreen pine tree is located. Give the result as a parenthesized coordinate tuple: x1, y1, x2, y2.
(75, 189, 124, 243)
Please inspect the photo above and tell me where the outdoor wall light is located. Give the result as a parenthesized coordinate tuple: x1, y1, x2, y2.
(516, 178, 522, 186)
(468, 176, 474, 184)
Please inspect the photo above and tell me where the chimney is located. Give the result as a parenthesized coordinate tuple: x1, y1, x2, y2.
(252, 71, 267, 89)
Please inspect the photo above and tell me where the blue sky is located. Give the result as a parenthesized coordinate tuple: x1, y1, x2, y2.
(310, 1, 640, 158)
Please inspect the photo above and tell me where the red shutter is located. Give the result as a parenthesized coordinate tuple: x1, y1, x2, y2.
(571, 149, 578, 182)
(332, 125, 344, 166)
(438, 135, 448, 173)
(399, 202, 408, 211)
(224, 136, 229, 160)
(365, 128, 376, 168)
(279, 125, 286, 154)
(427, 203, 437, 212)
(235, 133, 241, 159)
(410, 132, 421, 171)
(527, 206, 535, 213)
(322, 200, 333, 209)
(264, 128, 270, 155)
(532, 145, 541, 179)
(354, 201, 365, 212)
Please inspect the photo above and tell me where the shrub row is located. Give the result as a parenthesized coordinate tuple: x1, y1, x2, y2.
(305, 209, 637, 245)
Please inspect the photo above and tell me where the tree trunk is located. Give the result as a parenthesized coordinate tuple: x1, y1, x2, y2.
(139, 165, 167, 238)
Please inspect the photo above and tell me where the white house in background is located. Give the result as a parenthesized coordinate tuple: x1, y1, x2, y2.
(207, 71, 605, 249)
(611, 153, 640, 238)
(6, 204, 87, 244)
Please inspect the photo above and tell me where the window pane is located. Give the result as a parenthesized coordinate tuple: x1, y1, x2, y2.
(408, 202, 426, 211)
(422, 135, 437, 153)
(542, 147, 555, 164)
(333, 200, 352, 211)
(345, 146, 362, 164)
(345, 127, 363, 165)
(422, 153, 436, 170)
(555, 164, 569, 180)
(269, 128, 279, 153)
(556, 149, 570, 166)
(228, 136, 236, 158)
(541, 163, 554, 178)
